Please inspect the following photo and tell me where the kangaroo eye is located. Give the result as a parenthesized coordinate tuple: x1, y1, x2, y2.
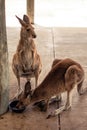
(26, 28, 30, 32)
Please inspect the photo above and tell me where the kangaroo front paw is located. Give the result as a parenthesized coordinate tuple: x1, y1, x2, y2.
(34, 100, 47, 112)
(39, 102, 48, 112)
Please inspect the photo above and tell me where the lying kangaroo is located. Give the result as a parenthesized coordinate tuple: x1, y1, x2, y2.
(17, 58, 84, 116)
(12, 15, 42, 96)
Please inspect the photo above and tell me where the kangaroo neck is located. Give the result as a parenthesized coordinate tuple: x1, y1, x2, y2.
(30, 85, 46, 103)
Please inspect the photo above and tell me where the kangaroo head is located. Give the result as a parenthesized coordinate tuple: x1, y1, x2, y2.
(16, 15, 36, 38)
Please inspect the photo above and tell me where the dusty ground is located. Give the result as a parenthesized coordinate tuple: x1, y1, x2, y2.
(0, 26, 87, 130)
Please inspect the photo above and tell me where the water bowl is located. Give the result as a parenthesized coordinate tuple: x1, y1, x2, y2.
(9, 100, 26, 113)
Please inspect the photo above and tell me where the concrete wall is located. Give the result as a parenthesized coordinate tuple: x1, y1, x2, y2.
(0, 0, 9, 115)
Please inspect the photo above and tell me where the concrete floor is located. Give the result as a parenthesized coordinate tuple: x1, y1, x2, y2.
(0, 26, 87, 130)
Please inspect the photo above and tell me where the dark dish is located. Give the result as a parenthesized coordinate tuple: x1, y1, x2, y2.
(9, 100, 26, 113)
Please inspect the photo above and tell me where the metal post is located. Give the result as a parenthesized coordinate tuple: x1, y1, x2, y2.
(27, 0, 34, 24)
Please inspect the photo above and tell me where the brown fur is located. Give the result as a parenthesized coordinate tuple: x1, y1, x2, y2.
(17, 58, 84, 111)
(12, 15, 42, 95)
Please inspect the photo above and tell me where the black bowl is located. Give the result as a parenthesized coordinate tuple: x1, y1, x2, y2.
(9, 100, 26, 113)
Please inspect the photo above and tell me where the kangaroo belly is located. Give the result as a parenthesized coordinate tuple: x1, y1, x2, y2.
(21, 50, 33, 67)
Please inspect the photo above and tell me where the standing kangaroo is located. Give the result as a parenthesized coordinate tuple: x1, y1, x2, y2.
(17, 58, 85, 116)
(12, 15, 42, 96)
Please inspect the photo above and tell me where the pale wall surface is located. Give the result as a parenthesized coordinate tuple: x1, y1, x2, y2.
(6, 0, 87, 27)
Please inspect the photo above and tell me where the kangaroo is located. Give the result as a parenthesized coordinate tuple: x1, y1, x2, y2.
(12, 15, 42, 96)
(16, 58, 84, 116)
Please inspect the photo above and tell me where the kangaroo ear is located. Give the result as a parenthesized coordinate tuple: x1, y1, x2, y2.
(23, 15, 35, 29)
(23, 14, 31, 24)
(24, 81, 32, 97)
(15, 15, 26, 27)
